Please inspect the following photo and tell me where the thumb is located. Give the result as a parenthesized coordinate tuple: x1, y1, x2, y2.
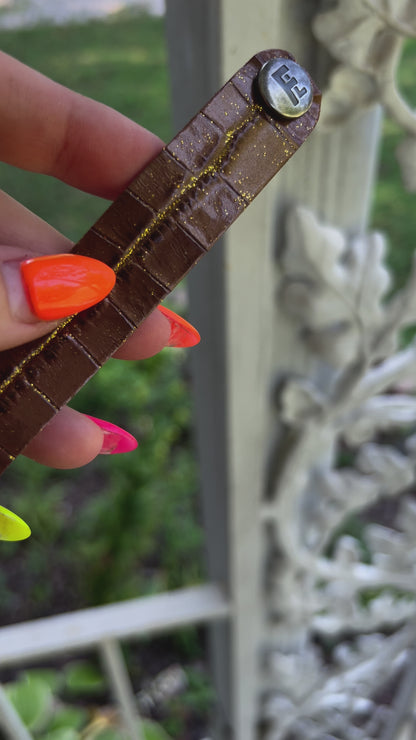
(0, 246, 116, 351)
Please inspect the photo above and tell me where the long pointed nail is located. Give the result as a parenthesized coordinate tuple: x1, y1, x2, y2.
(86, 415, 138, 455)
(0, 505, 31, 541)
(157, 305, 200, 348)
(20, 254, 116, 321)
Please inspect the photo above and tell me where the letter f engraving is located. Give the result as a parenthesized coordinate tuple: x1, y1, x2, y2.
(272, 63, 308, 107)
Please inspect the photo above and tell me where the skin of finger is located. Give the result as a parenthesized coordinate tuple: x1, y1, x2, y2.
(0, 246, 169, 354)
(0, 55, 167, 354)
(0, 194, 74, 348)
(0, 52, 163, 200)
(0, 56, 170, 466)
(0, 244, 61, 350)
(0, 190, 71, 253)
(0, 193, 173, 356)
(113, 309, 171, 360)
(23, 406, 105, 469)
(18, 310, 170, 467)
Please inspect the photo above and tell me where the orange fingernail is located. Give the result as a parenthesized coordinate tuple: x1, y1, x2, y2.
(20, 254, 116, 321)
(157, 305, 200, 348)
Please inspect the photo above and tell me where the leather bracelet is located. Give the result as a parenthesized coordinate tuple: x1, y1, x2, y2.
(0, 49, 320, 474)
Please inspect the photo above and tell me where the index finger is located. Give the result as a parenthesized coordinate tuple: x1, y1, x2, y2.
(0, 51, 163, 199)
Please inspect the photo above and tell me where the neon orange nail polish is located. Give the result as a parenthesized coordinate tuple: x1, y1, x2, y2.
(20, 254, 116, 321)
(157, 305, 200, 348)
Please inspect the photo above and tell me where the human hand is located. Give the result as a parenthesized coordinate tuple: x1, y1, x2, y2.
(0, 52, 200, 470)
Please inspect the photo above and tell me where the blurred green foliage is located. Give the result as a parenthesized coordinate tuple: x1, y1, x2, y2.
(2, 659, 214, 739)
(4, 665, 171, 739)
(372, 38, 416, 291)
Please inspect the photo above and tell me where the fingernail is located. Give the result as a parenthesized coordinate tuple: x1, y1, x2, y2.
(86, 415, 138, 455)
(20, 254, 116, 321)
(157, 305, 200, 348)
(0, 505, 31, 542)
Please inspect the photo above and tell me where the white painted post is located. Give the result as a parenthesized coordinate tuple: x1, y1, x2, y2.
(166, 2, 385, 739)
(165, 4, 281, 736)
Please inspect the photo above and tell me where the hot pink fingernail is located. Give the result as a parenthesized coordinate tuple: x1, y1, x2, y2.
(86, 415, 138, 455)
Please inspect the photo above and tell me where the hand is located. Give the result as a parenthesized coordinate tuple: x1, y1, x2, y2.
(0, 52, 199, 470)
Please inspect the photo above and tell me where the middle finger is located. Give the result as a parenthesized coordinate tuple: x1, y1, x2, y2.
(0, 189, 172, 359)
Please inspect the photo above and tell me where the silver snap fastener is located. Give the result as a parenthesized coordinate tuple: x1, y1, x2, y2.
(257, 58, 313, 119)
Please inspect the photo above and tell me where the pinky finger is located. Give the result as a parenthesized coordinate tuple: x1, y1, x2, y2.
(23, 406, 106, 469)
(23, 407, 138, 469)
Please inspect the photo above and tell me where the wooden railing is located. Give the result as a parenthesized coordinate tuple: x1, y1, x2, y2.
(0, 584, 229, 739)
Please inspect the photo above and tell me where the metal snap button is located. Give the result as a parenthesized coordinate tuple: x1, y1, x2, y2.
(257, 58, 313, 119)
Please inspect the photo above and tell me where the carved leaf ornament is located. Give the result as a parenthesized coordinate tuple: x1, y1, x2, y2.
(261, 206, 416, 738)
(252, 2, 416, 735)
(313, 0, 416, 189)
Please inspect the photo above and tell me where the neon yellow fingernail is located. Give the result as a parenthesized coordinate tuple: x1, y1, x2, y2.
(0, 505, 31, 541)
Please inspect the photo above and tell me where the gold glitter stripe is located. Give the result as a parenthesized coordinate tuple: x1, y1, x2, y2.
(0, 319, 74, 392)
(114, 107, 260, 272)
